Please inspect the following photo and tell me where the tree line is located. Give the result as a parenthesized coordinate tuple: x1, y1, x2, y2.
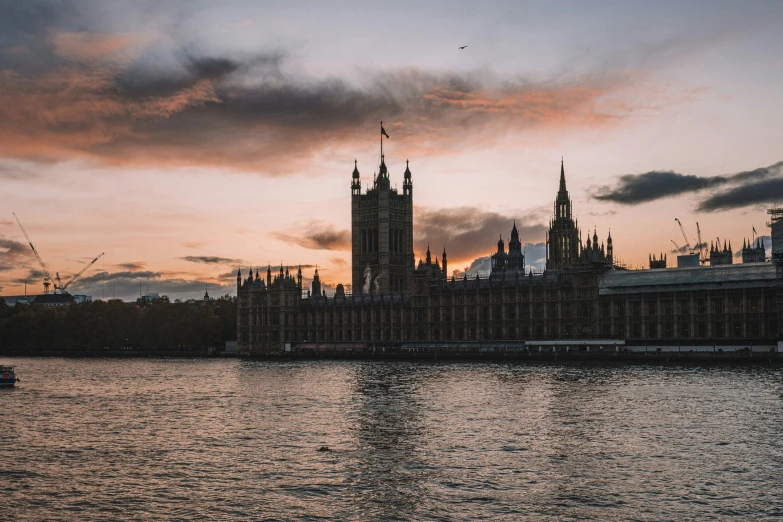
(0, 296, 236, 356)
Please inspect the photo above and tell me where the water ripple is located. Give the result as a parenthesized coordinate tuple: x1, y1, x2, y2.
(1, 358, 782, 520)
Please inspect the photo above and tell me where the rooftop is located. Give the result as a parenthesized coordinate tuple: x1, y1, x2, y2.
(599, 262, 776, 295)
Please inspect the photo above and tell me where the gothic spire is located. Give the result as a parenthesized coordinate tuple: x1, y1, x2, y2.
(559, 157, 567, 194)
(379, 154, 387, 177)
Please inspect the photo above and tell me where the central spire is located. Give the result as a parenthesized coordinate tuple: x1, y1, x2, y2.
(559, 157, 567, 194)
(379, 154, 387, 176)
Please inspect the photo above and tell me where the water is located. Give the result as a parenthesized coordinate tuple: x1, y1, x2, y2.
(2, 358, 782, 520)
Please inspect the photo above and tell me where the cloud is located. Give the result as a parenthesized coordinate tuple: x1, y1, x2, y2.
(69, 269, 237, 302)
(0, 237, 35, 274)
(179, 255, 244, 265)
(414, 206, 546, 263)
(115, 261, 145, 270)
(0, 2, 640, 173)
(330, 257, 348, 268)
(592, 161, 783, 208)
(77, 270, 162, 284)
(12, 268, 46, 285)
(592, 171, 728, 204)
(698, 177, 783, 212)
(272, 221, 351, 251)
(522, 241, 547, 272)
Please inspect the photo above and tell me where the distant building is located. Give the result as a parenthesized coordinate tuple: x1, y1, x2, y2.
(649, 253, 667, 269)
(677, 254, 700, 268)
(742, 237, 766, 263)
(29, 293, 75, 306)
(135, 293, 164, 306)
(710, 241, 733, 265)
(491, 223, 525, 277)
(2, 295, 35, 307)
(2, 293, 91, 307)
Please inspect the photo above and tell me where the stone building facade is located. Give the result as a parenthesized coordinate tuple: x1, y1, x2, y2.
(351, 156, 414, 294)
(237, 156, 780, 355)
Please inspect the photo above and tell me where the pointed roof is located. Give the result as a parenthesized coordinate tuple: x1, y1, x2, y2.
(352, 159, 359, 178)
(379, 154, 387, 176)
(404, 159, 411, 178)
(559, 157, 567, 194)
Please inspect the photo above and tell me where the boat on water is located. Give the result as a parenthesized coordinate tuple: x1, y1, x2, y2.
(0, 365, 19, 388)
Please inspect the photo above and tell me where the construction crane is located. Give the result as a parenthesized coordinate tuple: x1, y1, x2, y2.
(58, 253, 104, 293)
(696, 222, 706, 263)
(670, 239, 684, 254)
(674, 218, 697, 253)
(12, 213, 53, 294)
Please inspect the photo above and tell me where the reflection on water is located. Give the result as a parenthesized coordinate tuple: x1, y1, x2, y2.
(2, 358, 783, 520)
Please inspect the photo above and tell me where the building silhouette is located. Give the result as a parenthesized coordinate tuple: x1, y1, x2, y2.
(351, 156, 414, 294)
(237, 141, 781, 355)
(491, 223, 525, 277)
(742, 237, 766, 263)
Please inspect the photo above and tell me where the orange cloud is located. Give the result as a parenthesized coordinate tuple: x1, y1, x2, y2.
(50, 31, 147, 63)
(0, 42, 649, 173)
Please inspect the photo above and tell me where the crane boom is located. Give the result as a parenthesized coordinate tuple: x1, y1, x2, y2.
(12, 212, 53, 293)
(61, 253, 105, 292)
(696, 222, 706, 263)
(674, 218, 693, 253)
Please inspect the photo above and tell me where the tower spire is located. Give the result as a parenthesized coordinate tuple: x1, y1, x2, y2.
(559, 157, 566, 194)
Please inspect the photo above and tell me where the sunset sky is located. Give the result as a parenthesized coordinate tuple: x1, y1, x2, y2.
(1, 0, 782, 301)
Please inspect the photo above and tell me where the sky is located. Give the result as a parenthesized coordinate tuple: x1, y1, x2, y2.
(1, 0, 782, 301)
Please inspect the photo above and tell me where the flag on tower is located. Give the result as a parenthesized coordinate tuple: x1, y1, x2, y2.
(381, 125, 389, 138)
(753, 226, 757, 234)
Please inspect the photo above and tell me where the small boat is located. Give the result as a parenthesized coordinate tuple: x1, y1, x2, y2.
(0, 365, 19, 388)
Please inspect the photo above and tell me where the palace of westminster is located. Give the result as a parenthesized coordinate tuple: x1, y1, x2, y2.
(237, 146, 781, 355)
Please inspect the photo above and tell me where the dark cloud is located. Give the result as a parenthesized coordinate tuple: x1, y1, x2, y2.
(180, 255, 244, 265)
(78, 270, 162, 284)
(592, 161, 783, 208)
(272, 221, 351, 251)
(0, 237, 36, 276)
(698, 177, 783, 212)
(0, 1, 634, 173)
(592, 171, 728, 204)
(12, 268, 46, 285)
(71, 270, 236, 302)
(115, 261, 145, 270)
(414, 206, 546, 263)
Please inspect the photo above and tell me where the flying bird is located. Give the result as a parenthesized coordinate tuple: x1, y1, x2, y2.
(459, 45, 467, 50)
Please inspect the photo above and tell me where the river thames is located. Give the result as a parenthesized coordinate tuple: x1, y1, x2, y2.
(2, 358, 782, 520)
